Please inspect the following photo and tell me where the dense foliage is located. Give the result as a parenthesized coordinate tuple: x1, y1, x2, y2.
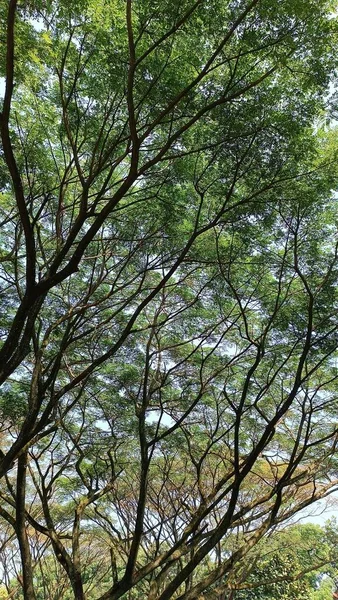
(1, 0, 338, 598)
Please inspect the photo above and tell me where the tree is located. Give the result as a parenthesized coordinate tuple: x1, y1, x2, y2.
(234, 523, 335, 600)
(1, 0, 338, 599)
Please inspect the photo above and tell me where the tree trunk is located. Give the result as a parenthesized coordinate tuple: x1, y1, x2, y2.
(16, 452, 36, 600)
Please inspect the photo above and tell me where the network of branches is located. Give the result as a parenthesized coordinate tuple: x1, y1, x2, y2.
(1, 0, 338, 599)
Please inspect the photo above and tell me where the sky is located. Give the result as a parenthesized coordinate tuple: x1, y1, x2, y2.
(297, 497, 338, 526)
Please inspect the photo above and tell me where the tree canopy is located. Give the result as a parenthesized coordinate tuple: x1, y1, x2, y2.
(1, 0, 338, 599)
